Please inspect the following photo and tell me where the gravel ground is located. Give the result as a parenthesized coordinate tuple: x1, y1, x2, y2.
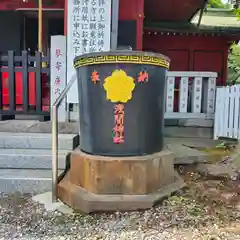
(0, 172, 240, 240)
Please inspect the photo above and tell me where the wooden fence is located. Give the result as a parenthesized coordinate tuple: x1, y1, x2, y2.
(165, 71, 217, 120)
(214, 84, 240, 139)
(0, 51, 50, 121)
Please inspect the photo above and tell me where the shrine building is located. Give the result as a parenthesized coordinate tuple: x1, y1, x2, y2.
(0, 0, 239, 85)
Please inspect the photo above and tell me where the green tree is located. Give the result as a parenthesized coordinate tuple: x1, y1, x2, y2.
(208, 0, 229, 8)
(235, 8, 240, 17)
(228, 44, 240, 85)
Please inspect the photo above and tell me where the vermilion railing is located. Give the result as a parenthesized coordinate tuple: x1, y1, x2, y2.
(0, 51, 50, 121)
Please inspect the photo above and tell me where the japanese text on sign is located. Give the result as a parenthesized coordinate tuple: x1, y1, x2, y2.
(113, 104, 125, 144)
(67, 0, 111, 103)
(179, 77, 188, 112)
(71, 0, 111, 56)
(166, 77, 175, 112)
(207, 77, 216, 113)
(50, 36, 67, 122)
(54, 49, 64, 97)
(192, 77, 202, 112)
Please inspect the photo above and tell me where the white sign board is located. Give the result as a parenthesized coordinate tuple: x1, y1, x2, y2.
(67, 0, 112, 103)
(50, 35, 67, 122)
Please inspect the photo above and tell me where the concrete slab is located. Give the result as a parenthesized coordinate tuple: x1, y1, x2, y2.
(167, 143, 210, 165)
(32, 191, 73, 214)
(164, 137, 221, 149)
(0, 149, 67, 169)
(0, 132, 79, 150)
(0, 120, 79, 134)
(196, 163, 239, 180)
(164, 126, 213, 139)
(0, 120, 37, 131)
(0, 169, 63, 194)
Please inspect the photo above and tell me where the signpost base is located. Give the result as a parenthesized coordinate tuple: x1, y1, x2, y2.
(57, 149, 184, 213)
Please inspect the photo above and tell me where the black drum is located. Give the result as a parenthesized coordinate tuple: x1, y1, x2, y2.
(74, 51, 170, 156)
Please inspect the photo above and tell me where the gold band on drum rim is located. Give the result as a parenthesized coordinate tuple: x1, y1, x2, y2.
(74, 55, 170, 69)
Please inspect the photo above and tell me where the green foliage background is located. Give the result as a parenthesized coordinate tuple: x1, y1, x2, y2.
(199, 0, 240, 85)
(208, 0, 230, 8)
(228, 9, 240, 85)
(207, 0, 240, 85)
(228, 44, 240, 84)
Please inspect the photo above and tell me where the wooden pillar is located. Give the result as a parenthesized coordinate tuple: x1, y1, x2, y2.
(64, 0, 68, 36)
(136, 0, 144, 50)
(42, 12, 48, 55)
(38, 0, 43, 52)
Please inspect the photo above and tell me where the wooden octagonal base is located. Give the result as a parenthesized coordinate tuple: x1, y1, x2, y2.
(58, 149, 184, 213)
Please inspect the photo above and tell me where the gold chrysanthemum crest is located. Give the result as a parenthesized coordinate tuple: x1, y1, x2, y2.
(103, 70, 135, 103)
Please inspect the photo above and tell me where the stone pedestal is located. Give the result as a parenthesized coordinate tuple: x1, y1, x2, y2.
(58, 149, 184, 213)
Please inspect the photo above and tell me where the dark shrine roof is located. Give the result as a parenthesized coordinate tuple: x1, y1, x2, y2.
(145, 8, 240, 36)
